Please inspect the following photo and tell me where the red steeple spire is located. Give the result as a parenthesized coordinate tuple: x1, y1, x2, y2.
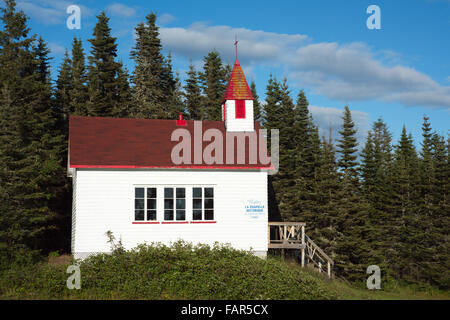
(222, 60, 253, 103)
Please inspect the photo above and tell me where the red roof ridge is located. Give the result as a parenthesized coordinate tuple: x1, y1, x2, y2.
(69, 115, 224, 125)
(69, 115, 263, 128)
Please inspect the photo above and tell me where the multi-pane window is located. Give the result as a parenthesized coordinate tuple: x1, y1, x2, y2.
(193, 187, 202, 220)
(135, 188, 145, 221)
(164, 187, 174, 220)
(147, 188, 157, 220)
(164, 187, 186, 221)
(135, 187, 157, 221)
(135, 186, 213, 222)
(204, 187, 214, 220)
(193, 187, 214, 220)
(176, 188, 186, 220)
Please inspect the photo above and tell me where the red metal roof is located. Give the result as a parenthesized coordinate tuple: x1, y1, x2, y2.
(222, 60, 253, 103)
(69, 116, 272, 169)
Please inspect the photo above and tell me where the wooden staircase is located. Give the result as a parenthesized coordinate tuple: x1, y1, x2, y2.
(268, 222, 334, 278)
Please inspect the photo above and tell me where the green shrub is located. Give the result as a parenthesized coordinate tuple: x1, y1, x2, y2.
(0, 244, 43, 272)
(0, 240, 338, 299)
(48, 251, 60, 258)
(2, 241, 447, 300)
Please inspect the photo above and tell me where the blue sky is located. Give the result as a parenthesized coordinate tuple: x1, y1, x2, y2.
(8, 0, 450, 148)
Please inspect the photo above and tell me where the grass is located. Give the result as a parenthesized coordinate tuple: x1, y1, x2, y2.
(0, 241, 448, 300)
(327, 279, 449, 300)
(281, 259, 449, 300)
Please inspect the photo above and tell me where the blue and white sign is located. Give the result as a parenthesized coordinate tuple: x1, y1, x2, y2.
(244, 200, 264, 219)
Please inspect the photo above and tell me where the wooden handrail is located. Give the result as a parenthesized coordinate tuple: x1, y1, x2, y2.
(305, 234, 333, 265)
(268, 221, 334, 278)
(268, 222, 306, 226)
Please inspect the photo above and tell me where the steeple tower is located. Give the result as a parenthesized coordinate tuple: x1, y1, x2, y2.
(221, 59, 254, 132)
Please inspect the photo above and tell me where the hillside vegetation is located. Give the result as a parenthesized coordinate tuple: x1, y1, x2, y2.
(0, 241, 448, 300)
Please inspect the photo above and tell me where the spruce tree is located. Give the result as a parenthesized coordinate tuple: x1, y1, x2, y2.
(431, 133, 448, 213)
(69, 37, 88, 116)
(263, 75, 284, 220)
(292, 89, 321, 228)
(360, 131, 376, 197)
(250, 81, 262, 123)
(313, 133, 342, 260)
(113, 61, 133, 118)
(334, 106, 372, 282)
(336, 106, 359, 190)
(294, 90, 310, 148)
(199, 50, 227, 120)
(426, 132, 449, 287)
(263, 77, 300, 221)
(165, 69, 185, 119)
(263, 74, 282, 132)
(363, 119, 395, 274)
(419, 116, 435, 218)
(0, 0, 65, 257)
(87, 11, 122, 117)
(34, 36, 51, 84)
(414, 118, 440, 285)
(276, 78, 297, 220)
(360, 118, 394, 218)
(131, 12, 175, 119)
(371, 118, 394, 211)
(184, 61, 203, 120)
(162, 53, 180, 118)
(293, 90, 321, 184)
(54, 50, 72, 133)
(224, 63, 232, 83)
(389, 127, 422, 283)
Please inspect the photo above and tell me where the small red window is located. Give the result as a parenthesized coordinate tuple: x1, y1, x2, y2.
(235, 100, 246, 119)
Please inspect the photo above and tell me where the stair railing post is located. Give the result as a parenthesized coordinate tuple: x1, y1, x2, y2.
(301, 225, 305, 267)
(327, 261, 331, 278)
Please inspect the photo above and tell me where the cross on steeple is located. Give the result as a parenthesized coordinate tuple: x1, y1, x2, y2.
(234, 35, 238, 60)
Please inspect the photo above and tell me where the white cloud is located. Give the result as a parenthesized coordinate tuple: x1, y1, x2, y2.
(160, 23, 308, 66)
(309, 105, 370, 147)
(48, 42, 66, 55)
(17, 0, 92, 25)
(158, 13, 176, 26)
(289, 42, 450, 108)
(17, 1, 63, 25)
(106, 3, 136, 18)
(158, 23, 450, 109)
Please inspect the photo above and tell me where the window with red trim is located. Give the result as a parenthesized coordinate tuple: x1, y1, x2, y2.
(192, 187, 214, 221)
(164, 187, 186, 221)
(235, 100, 246, 119)
(135, 187, 157, 221)
(133, 186, 215, 223)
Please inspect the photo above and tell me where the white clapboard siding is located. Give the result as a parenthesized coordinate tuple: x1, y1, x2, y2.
(71, 171, 77, 252)
(224, 100, 254, 132)
(72, 169, 268, 258)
